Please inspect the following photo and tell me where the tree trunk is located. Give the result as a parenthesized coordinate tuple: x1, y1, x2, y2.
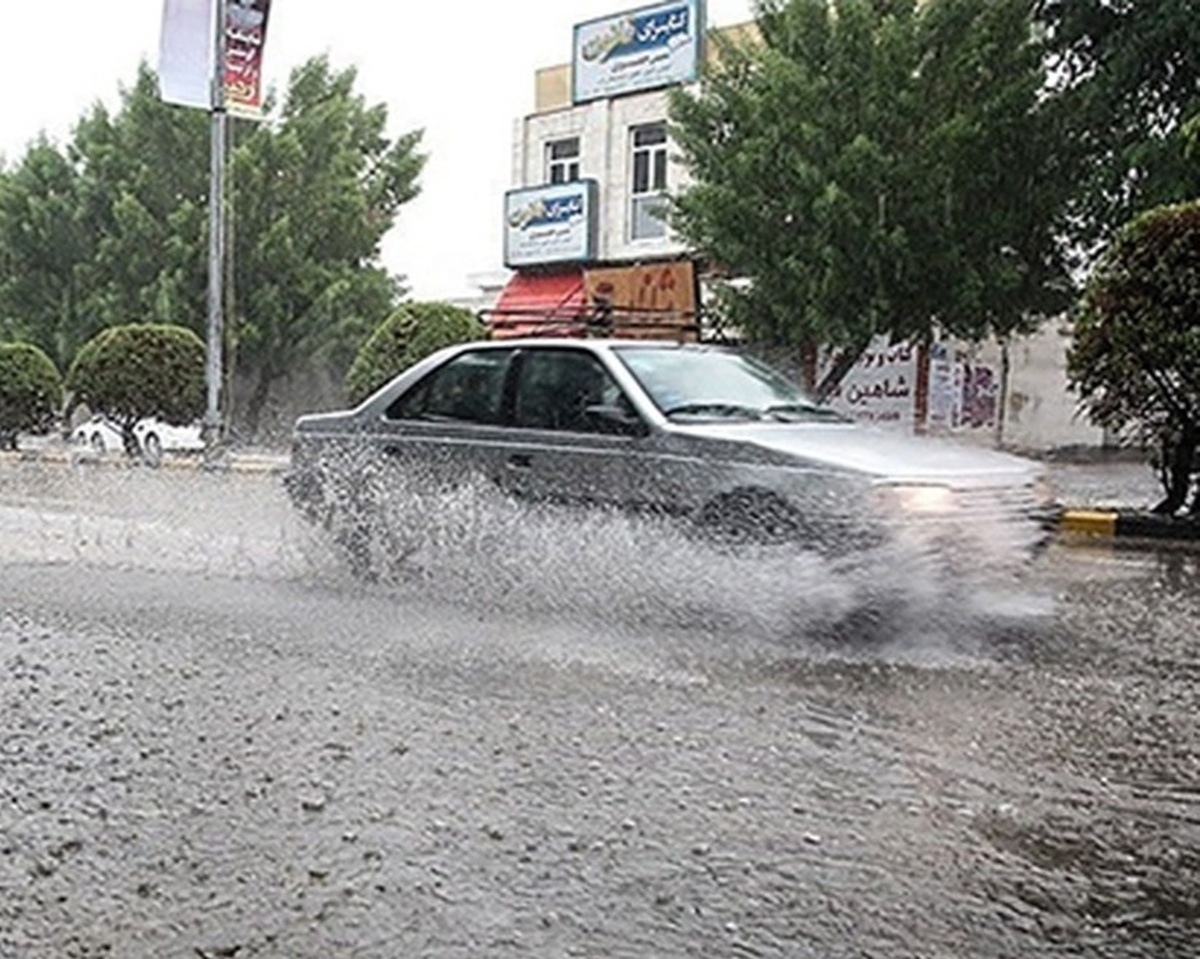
(1152, 425, 1198, 515)
(814, 347, 861, 404)
(242, 366, 274, 442)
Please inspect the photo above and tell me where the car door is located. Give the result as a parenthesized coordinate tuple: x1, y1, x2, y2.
(498, 346, 643, 509)
(371, 346, 519, 496)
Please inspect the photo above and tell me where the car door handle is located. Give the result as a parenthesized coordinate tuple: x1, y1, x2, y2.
(506, 453, 533, 470)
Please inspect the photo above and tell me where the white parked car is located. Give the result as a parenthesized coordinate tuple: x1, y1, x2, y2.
(72, 415, 204, 463)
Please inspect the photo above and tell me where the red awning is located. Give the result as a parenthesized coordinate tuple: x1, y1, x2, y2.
(487, 272, 587, 338)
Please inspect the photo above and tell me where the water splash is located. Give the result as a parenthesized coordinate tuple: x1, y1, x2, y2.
(310, 470, 1054, 664)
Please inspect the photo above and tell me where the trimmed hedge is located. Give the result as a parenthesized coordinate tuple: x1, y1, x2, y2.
(66, 323, 205, 433)
(0, 342, 64, 449)
(345, 301, 486, 406)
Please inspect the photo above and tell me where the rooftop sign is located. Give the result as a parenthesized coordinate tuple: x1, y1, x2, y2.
(572, 0, 704, 104)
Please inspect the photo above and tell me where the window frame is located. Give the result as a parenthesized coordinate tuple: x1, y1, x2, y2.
(629, 122, 669, 241)
(545, 136, 581, 185)
(384, 348, 515, 425)
(511, 347, 629, 434)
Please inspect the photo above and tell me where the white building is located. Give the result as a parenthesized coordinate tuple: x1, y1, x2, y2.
(492, 0, 716, 339)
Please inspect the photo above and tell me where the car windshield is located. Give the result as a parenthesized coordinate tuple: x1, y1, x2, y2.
(613, 346, 841, 422)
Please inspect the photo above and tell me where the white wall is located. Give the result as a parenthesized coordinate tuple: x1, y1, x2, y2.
(948, 324, 1105, 453)
(823, 324, 1107, 453)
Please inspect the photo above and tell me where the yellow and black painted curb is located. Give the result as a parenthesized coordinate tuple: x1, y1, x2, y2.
(1059, 508, 1200, 543)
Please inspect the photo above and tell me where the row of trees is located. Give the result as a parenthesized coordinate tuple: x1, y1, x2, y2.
(0, 301, 484, 455)
(669, 0, 1200, 379)
(0, 55, 424, 438)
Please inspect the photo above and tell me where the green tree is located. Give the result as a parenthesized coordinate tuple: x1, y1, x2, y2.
(0, 140, 94, 368)
(65, 323, 204, 457)
(345, 301, 486, 405)
(1068, 201, 1200, 516)
(68, 64, 212, 338)
(230, 56, 426, 434)
(0, 341, 63, 449)
(1037, 0, 1200, 254)
(0, 57, 424, 440)
(670, 0, 1073, 392)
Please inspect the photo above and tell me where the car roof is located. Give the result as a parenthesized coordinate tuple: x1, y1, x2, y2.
(462, 337, 725, 353)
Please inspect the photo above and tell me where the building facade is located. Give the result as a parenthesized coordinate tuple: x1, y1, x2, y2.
(492, 0, 717, 339)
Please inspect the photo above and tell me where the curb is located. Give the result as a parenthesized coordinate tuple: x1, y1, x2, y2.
(1059, 508, 1200, 544)
(0, 448, 287, 475)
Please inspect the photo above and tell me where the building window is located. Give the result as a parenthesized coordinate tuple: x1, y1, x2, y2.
(546, 137, 581, 184)
(630, 123, 668, 240)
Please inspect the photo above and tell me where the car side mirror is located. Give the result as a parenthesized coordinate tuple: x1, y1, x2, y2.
(584, 403, 647, 437)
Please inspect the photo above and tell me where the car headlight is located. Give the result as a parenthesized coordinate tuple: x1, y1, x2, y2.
(873, 483, 956, 515)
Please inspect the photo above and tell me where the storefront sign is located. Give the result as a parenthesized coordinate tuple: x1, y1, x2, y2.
(583, 260, 697, 338)
(572, 0, 704, 103)
(504, 181, 598, 267)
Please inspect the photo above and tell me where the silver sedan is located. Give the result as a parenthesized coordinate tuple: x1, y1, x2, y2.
(286, 338, 1056, 574)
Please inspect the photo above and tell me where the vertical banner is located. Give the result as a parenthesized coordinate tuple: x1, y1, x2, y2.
(224, 0, 273, 118)
(159, 0, 215, 109)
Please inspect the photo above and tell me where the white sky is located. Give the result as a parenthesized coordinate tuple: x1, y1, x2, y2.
(0, 0, 754, 301)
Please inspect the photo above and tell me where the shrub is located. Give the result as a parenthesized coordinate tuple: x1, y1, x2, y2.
(0, 342, 63, 450)
(344, 301, 486, 406)
(66, 323, 205, 455)
(1068, 200, 1200, 514)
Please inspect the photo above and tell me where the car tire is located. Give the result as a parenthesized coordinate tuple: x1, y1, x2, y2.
(142, 432, 163, 467)
(695, 489, 803, 546)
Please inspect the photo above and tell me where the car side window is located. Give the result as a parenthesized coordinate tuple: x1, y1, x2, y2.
(385, 350, 512, 424)
(512, 349, 626, 433)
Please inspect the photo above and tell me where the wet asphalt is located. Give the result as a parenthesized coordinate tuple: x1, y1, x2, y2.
(0, 459, 1196, 958)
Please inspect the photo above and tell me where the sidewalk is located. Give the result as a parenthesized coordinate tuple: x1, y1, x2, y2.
(0, 435, 287, 474)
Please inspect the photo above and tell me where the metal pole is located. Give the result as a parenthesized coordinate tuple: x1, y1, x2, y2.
(204, 0, 228, 456)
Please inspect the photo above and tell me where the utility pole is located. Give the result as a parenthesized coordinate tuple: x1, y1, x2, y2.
(204, 0, 228, 459)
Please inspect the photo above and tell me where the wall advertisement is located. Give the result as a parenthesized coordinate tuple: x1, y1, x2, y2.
(822, 337, 1000, 434)
(823, 336, 921, 429)
(572, 0, 704, 104)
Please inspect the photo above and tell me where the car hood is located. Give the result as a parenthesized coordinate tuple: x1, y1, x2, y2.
(678, 421, 1041, 486)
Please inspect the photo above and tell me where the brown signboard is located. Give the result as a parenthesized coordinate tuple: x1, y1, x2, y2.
(582, 260, 698, 340)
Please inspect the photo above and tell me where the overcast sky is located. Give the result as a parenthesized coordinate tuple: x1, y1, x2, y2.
(0, 0, 754, 300)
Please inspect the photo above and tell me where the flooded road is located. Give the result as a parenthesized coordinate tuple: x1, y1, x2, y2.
(0, 461, 1197, 958)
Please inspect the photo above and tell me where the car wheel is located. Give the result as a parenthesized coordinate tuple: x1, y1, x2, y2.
(695, 489, 804, 546)
(141, 432, 163, 467)
(89, 431, 105, 453)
